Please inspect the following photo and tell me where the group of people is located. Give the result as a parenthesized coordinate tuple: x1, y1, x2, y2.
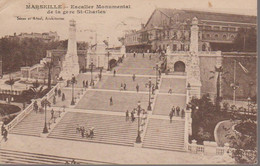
(65, 159, 78, 164)
(169, 106, 185, 122)
(125, 109, 147, 131)
(1, 123, 8, 142)
(132, 52, 152, 60)
(54, 88, 66, 102)
(76, 124, 95, 139)
(120, 83, 127, 91)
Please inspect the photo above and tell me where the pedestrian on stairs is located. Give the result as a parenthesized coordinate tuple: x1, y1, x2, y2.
(131, 110, 135, 122)
(181, 109, 185, 119)
(171, 106, 175, 116)
(54, 88, 57, 96)
(149, 54, 151, 60)
(58, 89, 61, 97)
(136, 84, 139, 92)
(85, 80, 89, 88)
(120, 83, 123, 91)
(169, 110, 174, 123)
(142, 53, 145, 58)
(51, 109, 54, 119)
(76, 124, 80, 133)
(176, 106, 180, 116)
(110, 97, 113, 105)
(83, 80, 85, 88)
(133, 52, 136, 58)
(132, 74, 136, 81)
(113, 70, 116, 77)
(125, 110, 129, 121)
(62, 93, 65, 101)
(123, 83, 127, 90)
(168, 89, 172, 94)
(3, 128, 8, 141)
(81, 127, 85, 138)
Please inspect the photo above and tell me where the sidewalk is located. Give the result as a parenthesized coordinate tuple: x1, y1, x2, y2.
(0, 134, 231, 164)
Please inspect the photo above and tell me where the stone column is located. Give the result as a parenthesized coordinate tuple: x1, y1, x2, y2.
(190, 17, 199, 53)
(203, 141, 218, 155)
(191, 139, 197, 153)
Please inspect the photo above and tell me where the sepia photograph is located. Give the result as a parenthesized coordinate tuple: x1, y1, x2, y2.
(0, 0, 257, 164)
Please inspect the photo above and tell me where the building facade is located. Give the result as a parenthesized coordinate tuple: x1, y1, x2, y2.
(124, 8, 256, 53)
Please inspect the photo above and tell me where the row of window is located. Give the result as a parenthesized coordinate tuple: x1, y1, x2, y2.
(202, 33, 235, 40)
(203, 25, 237, 31)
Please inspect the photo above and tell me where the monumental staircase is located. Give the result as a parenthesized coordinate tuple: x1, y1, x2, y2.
(142, 118, 185, 151)
(0, 149, 116, 165)
(48, 112, 138, 147)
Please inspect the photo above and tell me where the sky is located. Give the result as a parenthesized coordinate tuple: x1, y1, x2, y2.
(0, 0, 257, 47)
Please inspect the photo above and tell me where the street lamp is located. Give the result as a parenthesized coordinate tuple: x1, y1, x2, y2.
(134, 101, 145, 143)
(187, 83, 191, 103)
(145, 77, 154, 111)
(153, 63, 159, 89)
(42, 97, 51, 133)
(71, 74, 77, 105)
(89, 60, 95, 86)
(230, 83, 239, 105)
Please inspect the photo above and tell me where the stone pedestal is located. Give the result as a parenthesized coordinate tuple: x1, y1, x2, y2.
(59, 19, 79, 80)
(191, 140, 197, 153)
(134, 142, 143, 148)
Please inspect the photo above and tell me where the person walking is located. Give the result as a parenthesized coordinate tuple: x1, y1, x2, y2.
(136, 84, 139, 92)
(62, 93, 65, 101)
(169, 110, 174, 123)
(81, 127, 85, 138)
(181, 109, 185, 119)
(120, 83, 123, 91)
(133, 52, 136, 58)
(76, 124, 80, 134)
(123, 83, 126, 90)
(53, 96, 56, 105)
(132, 74, 136, 81)
(142, 53, 145, 58)
(54, 88, 57, 96)
(3, 128, 8, 141)
(125, 110, 129, 121)
(51, 109, 54, 119)
(131, 110, 135, 122)
(110, 97, 113, 105)
(58, 89, 61, 97)
(171, 106, 175, 116)
(83, 80, 85, 88)
(149, 54, 151, 60)
(176, 106, 180, 116)
(85, 80, 89, 88)
(113, 70, 116, 77)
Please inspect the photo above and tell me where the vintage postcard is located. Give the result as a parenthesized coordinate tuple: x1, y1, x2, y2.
(0, 0, 257, 165)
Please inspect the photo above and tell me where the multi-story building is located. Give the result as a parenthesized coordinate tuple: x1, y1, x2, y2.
(5, 31, 60, 42)
(124, 8, 256, 53)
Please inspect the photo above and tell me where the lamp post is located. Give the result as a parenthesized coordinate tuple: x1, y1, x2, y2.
(145, 77, 154, 111)
(89, 60, 95, 86)
(71, 74, 76, 105)
(153, 63, 159, 89)
(230, 83, 239, 105)
(187, 83, 191, 103)
(134, 101, 145, 143)
(42, 97, 51, 133)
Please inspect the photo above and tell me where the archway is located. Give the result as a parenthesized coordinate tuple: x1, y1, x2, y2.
(174, 61, 185, 72)
(109, 59, 117, 69)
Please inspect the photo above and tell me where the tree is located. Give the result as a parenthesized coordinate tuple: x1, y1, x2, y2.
(5, 76, 15, 91)
(209, 66, 228, 111)
(29, 80, 45, 99)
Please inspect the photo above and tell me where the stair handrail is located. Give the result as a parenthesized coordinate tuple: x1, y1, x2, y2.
(5, 81, 64, 131)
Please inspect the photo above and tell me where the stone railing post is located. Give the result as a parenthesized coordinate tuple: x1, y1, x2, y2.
(0, 121, 3, 136)
(184, 109, 192, 150)
(224, 143, 230, 154)
(191, 139, 197, 153)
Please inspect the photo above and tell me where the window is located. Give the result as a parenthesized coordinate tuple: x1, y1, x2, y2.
(223, 35, 227, 39)
(213, 26, 220, 30)
(173, 44, 177, 51)
(205, 26, 211, 30)
(230, 27, 236, 31)
(206, 34, 211, 38)
(230, 35, 235, 39)
(222, 27, 228, 31)
(215, 34, 219, 38)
